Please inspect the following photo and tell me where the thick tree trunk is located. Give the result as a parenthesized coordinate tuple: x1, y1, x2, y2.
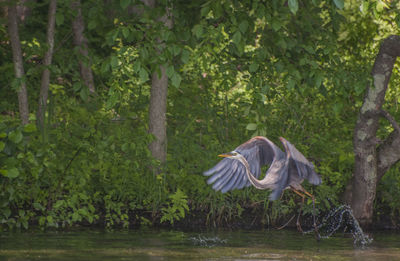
(145, 0, 173, 166)
(37, 0, 57, 129)
(72, 0, 95, 94)
(7, 3, 29, 125)
(351, 35, 400, 227)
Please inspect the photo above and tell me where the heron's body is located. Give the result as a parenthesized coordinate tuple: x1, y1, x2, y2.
(204, 136, 321, 200)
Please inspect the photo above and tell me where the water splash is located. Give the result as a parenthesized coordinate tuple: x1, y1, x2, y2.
(305, 205, 373, 246)
(189, 235, 227, 247)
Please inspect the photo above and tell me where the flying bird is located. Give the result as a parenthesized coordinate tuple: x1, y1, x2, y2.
(204, 136, 322, 234)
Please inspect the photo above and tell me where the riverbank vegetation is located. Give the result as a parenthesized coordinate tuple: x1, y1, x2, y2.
(1, 0, 400, 230)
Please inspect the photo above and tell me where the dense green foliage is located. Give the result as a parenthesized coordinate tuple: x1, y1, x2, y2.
(1, 0, 400, 230)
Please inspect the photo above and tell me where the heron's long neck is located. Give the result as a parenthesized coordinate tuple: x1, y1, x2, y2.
(238, 155, 276, 190)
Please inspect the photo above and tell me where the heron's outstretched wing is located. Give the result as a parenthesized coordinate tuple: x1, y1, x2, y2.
(203, 136, 284, 193)
(284, 139, 322, 185)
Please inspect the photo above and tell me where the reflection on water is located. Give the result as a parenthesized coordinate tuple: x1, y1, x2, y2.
(0, 228, 399, 260)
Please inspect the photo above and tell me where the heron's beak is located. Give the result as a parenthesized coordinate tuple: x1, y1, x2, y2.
(218, 153, 232, 158)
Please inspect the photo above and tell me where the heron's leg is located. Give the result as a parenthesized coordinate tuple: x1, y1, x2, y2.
(291, 188, 306, 232)
(298, 188, 321, 241)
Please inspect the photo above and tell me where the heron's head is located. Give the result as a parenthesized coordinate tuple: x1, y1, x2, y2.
(218, 150, 242, 159)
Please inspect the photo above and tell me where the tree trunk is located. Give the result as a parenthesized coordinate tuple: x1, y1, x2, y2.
(72, 0, 95, 94)
(351, 35, 400, 227)
(37, 0, 57, 129)
(145, 0, 173, 166)
(7, 3, 29, 125)
(16, 0, 33, 23)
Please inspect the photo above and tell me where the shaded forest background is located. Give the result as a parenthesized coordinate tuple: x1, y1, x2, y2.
(1, 0, 400, 230)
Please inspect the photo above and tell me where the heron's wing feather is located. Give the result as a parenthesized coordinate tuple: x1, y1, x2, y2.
(203, 136, 279, 193)
(285, 140, 322, 185)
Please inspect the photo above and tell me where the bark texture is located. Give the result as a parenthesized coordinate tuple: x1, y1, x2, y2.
(145, 0, 173, 166)
(351, 35, 400, 227)
(72, 0, 95, 94)
(37, 0, 57, 129)
(7, 3, 30, 125)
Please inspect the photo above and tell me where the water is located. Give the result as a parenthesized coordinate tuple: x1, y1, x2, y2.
(0, 228, 399, 260)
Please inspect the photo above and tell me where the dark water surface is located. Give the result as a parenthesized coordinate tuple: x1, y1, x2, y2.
(0, 228, 399, 260)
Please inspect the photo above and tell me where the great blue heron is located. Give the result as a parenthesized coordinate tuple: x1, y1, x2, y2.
(204, 136, 322, 235)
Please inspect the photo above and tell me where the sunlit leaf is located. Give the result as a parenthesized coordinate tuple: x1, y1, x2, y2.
(359, 1, 368, 14)
(246, 123, 257, 130)
(288, 0, 299, 14)
(23, 123, 37, 133)
(333, 0, 344, 9)
(6, 168, 19, 178)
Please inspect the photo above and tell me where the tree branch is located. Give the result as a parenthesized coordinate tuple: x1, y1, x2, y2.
(380, 109, 400, 134)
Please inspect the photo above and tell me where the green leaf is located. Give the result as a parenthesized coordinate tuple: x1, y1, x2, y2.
(120, 0, 131, 9)
(166, 65, 175, 78)
(46, 215, 54, 224)
(54, 200, 64, 209)
(246, 123, 257, 130)
(3, 208, 11, 218)
(80, 87, 89, 101)
(288, 0, 299, 14)
(6, 168, 19, 178)
(0, 141, 4, 151)
(333, 0, 344, 9)
(33, 202, 44, 211)
(181, 49, 190, 64)
(56, 13, 64, 26)
(88, 20, 97, 30)
(23, 123, 37, 133)
(286, 78, 296, 89)
(271, 19, 282, 31)
(9, 130, 23, 144)
(133, 61, 141, 73)
(200, 6, 210, 17)
(122, 27, 129, 38)
(110, 56, 118, 69)
(232, 31, 242, 47)
(239, 20, 249, 33)
(192, 24, 203, 38)
(172, 45, 181, 56)
(171, 72, 182, 88)
(359, 1, 368, 14)
(395, 14, 400, 28)
(139, 68, 149, 83)
(249, 63, 259, 73)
